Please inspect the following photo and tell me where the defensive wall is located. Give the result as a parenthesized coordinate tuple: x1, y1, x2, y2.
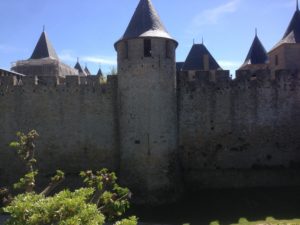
(0, 75, 119, 187)
(0, 69, 299, 195)
(178, 69, 300, 190)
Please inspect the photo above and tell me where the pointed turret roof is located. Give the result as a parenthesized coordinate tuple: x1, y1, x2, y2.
(97, 68, 103, 76)
(271, 2, 300, 50)
(84, 65, 91, 75)
(241, 33, 268, 67)
(115, 0, 177, 47)
(30, 31, 59, 60)
(182, 44, 222, 71)
(74, 61, 87, 76)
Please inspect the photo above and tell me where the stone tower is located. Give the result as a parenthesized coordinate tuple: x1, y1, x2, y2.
(11, 31, 78, 78)
(239, 31, 269, 71)
(115, 0, 181, 204)
(269, 1, 300, 70)
(181, 43, 222, 81)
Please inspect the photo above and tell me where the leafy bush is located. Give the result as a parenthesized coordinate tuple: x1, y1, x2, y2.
(4, 188, 104, 225)
(1, 130, 137, 225)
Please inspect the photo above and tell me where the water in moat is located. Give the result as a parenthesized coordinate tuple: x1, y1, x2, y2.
(1, 187, 299, 225)
(127, 187, 300, 225)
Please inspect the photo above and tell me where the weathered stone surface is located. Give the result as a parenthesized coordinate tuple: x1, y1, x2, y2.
(116, 37, 182, 204)
(178, 70, 300, 189)
(0, 75, 119, 187)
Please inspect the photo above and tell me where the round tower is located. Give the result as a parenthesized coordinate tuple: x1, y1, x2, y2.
(115, 0, 181, 204)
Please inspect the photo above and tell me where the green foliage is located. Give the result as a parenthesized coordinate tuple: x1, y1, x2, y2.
(9, 130, 39, 163)
(4, 188, 105, 225)
(80, 169, 131, 221)
(114, 216, 138, 225)
(13, 170, 38, 191)
(227, 218, 300, 225)
(9, 130, 39, 193)
(265, 217, 276, 222)
(1, 130, 137, 225)
(238, 218, 249, 224)
(51, 170, 65, 183)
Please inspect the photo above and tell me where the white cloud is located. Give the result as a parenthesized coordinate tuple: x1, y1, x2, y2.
(187, 0, 240, 34)
(58, 50, 116, 66)
(81, 56, 116, 66)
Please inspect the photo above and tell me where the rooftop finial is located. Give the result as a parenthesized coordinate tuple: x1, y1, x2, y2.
(297, 0, 299, 11)
(77, 57, 79, 63)
(255, 28, 258, 36)
(43, 25, 45, 32)
(202, 37, 204, 44)
(193, 39, 195, 45)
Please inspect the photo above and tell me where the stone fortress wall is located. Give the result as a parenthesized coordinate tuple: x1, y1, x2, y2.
(1, 0, 300, 204)
(178, 69, 300, 190)
(0, 75, 119, 186)
(0, 69, 299, 192)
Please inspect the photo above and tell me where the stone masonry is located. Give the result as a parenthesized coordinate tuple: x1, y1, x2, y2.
(0, 0, 300, 204)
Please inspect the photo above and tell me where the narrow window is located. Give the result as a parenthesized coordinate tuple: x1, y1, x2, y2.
(275, 55, 279, 66)
(144, 39, 152, 57)
(166, 40, 171, 58)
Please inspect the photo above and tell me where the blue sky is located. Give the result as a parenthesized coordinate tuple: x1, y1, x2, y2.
(0, 0, 297, 75)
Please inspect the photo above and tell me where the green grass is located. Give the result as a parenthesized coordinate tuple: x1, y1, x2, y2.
(209, 217, 300, 225)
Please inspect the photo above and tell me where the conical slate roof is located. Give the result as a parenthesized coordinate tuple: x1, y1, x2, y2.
(84, 65, 91, 75)
(97, 68, 103, 76)
(271, 3, 300, 50)
(241, 34, 268, 66)
(30, 31, 59, 60)
(182, 44, 222, 71)
(115, 0, 177, 47)
(74, 62, 86, 75)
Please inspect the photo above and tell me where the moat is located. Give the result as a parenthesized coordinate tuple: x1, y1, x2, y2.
(1, 187, 300, 224)
(127, 187, 300, 225)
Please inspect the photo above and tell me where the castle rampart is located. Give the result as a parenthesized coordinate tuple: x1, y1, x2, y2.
(0, 69, 299, 201)
(0, 75, 119, 186)
(2, 0, 300, 205)
(178, 69, 300, 189)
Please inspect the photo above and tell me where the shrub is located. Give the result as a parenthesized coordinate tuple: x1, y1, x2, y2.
(1, 130, 137, 225)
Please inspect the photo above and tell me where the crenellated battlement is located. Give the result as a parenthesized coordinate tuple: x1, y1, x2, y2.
(0, 75, 118, 95)
(2, 0, 300, 203)
(178, 68, 300, 189)
(179, 69, 300, 92)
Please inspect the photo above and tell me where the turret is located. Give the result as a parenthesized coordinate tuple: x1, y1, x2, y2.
(269, 0, 300, 70)
(239, 30, 269, 71)
(30, 31, 59, 60)
(115, 0, 181, 204)
(74, 59, 87, 76)
(11, 30, 78, 78)
(182, 43, 222, 72)
(84, 64, 91, 76)
(181, 43, 222, 80)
